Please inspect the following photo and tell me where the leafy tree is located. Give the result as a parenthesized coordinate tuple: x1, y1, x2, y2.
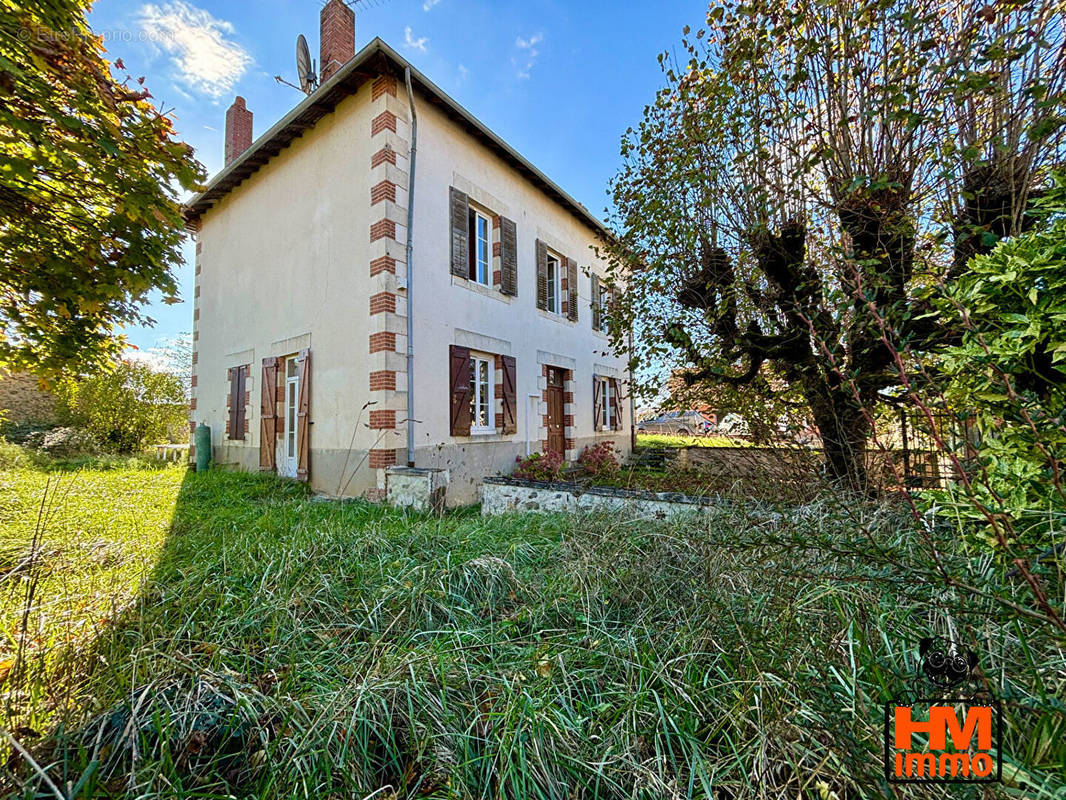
(144, 331, 193, 395)
(55, 359, 187, 452)
(602, 0, 1065, 491)
(0, 1, 204, 377)
(927, 174, 1066, 550)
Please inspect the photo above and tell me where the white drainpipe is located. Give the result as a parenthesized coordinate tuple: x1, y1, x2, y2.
(404, 67, 418, 467)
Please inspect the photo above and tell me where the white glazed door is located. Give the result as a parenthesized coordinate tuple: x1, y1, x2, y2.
(278, 356, 299, 478)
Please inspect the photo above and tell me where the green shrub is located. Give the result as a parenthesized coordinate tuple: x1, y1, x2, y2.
(925, 173, 1066, 550)
(0, 438, 38, 469)
(55, 360, 187, 453)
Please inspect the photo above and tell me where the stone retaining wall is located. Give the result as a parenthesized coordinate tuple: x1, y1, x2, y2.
(481, 476, 713, 519)
(669, 446, 946, 488)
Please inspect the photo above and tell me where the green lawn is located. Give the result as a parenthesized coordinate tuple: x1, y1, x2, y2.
(0, 459, 1061, 798)
(636, 433, 749, 448)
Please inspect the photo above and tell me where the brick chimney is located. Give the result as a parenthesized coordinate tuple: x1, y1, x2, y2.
(320, 0, 355, 83)
(224, 96, 253, 165)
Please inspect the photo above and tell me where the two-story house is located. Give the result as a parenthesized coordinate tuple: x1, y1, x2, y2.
(183, 1, 631, 504)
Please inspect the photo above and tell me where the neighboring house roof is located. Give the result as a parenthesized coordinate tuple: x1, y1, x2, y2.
(183, 38, 609, 237)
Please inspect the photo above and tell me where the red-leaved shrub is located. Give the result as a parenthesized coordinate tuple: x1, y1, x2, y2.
(578, 442, 620, 476)
(513, 450, 565, 481)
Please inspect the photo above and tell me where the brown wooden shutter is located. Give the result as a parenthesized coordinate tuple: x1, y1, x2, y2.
(449, 345, 472, 436)
(500, 216, 518, 296)
(591, 273, 601, 331)
(566, 257, 578, 322)
(593, 376, 602, 430)
(535, 239, 548, 310)
(450, 187, 469, 278)
(609, 377, 622, 431)
(228, 368, 239, 440)
(259, 357, 279, 470)
(233, 366, 247, 440)
(296, 349, 311, 481)
(501, 355, 517, 434)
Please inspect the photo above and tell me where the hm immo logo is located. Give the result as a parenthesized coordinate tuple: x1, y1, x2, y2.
(884, 638, 1001, 783)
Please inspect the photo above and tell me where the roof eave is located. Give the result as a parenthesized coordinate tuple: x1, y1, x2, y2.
(182, 38, 609, 238)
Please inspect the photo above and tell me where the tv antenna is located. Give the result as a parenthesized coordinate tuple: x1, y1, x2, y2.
(274, 34, 317, 94)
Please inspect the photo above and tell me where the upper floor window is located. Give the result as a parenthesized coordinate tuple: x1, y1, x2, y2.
(545, 250, 562, 315)
(468, 207, 491, 285)
(592, 273, 612, 332)
(450, 186, 518, 296)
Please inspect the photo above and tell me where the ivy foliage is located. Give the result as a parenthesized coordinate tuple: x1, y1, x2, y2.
(0, 0, 205, 377)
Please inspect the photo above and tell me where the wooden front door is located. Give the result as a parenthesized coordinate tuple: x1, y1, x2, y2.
(546, 367, 566, 456)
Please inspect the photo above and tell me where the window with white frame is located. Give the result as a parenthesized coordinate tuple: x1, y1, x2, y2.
(468, 353, 495, 433)
(468, 206, 492, 285)
(593, 278, 610, 332)
(285, 356, 299, 458)
(545, 251, 562, 314)
(598, 376, 615, 431)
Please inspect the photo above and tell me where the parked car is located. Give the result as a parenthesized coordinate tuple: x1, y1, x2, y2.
(717, 413, 750, 438)
(637, 410, 714, 436)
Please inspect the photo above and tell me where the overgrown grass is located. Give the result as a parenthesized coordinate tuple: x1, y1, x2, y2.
(0, 460, 1063, 798)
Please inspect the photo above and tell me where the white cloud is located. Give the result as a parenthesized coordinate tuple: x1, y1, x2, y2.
(404, 26, 429, 52)
(513, 33, 543, 79)
(423, 0, 442, 10)
(137, 2, 251, 99)
(458, 63, 470, 81)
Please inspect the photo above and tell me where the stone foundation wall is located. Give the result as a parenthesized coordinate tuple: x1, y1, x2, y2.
(481, 477, 713, 520)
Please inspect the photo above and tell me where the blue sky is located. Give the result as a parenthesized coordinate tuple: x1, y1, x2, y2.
(87, 0, 708, 352)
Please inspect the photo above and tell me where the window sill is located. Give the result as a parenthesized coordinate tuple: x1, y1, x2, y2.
(537, 308, 576, 326)
(458, 430, 515, 443)
(451, 275, 513, 303)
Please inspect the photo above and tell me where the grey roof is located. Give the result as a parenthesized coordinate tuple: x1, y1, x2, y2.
(183, 38, 608, 236)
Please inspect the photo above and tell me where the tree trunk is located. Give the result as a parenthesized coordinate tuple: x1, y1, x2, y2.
(804, 380, 870, 494)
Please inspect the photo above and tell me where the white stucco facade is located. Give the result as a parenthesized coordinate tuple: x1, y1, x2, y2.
(189, 43, 631, 504)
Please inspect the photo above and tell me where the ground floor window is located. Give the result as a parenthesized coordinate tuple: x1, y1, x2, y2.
(596, 375, 617, 431)
(469, 352, 495, 433)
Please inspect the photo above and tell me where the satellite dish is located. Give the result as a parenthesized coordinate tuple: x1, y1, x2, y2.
(296, 34, 316, 93)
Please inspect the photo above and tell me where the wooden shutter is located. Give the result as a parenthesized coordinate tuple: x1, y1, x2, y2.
(259, 357, 279, 470)
(450, 187, 469, 278)
(449, 345, 472, 436)
(500, 217, 518, 296)
(591, 273, 601, 331)
(296, 349, 311, 481)
(593, 376, 602, 430)
(233, 366, 247, 440)
(535, 239, 548, 310)
(228, 368, 239, 440)
(566, 257, 578, 322)
(501, 355, 517, 434)
(609, 377, 622, 431)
